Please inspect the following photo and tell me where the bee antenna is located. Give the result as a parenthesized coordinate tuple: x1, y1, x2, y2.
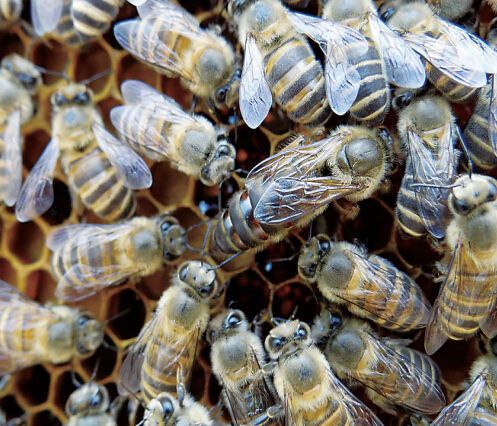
(34, 65, 68, 80)
(266, 252, 299, 264)
(71, 370, 82, 388)
(184, 219, 215, 253)
(289, 306, 299, 321)
(104, 306, 134, 326)
(455, 124, 473, 178)
(411, 183, 461, 189)
(176, 367, 186, 408)
(89, 358, 101, 383)
(207, 251, 242, 271)
(101, 338, 118, 352)
(79, 69, 111, 85)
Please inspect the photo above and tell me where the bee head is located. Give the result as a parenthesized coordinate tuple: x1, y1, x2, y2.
(177, 261, 219, 301)
(298, 235, 331, 282)
(201, 141, 236, 186)
(449, 174, 497, 217)
(1, 54, 42, 93)
(323, 0, 372, 22)
(74, 313, 104, 357)
(156, 215, 186, 262)
(265, 320, 311, 359)
(211, 67, 241, 111)
(311, 308, 343, 345)
(65, 383, 109, 417)
(145, 393, 177, 425)
(51, 84, 94, 111)
(207, 309, 248, 343)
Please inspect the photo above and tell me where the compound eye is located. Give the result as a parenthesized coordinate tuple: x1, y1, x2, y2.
(486, 183, 497, 202)
(178, 265, 188, 281)
(77, 315, 90, 326)
(200, 167, 210, 181)
(227, 312, 242, 327)
(53, 93, 68, 106)
(216, 87, 227, 103)
(329, 313, 342, 333)
(90, 391, 102, 408)
(295, 324, 308, 340)
(318, 238, 330, 255)
(381, 7, 395, 21)
(199, 282, 214, 297)
(161, 398, 174, 419)
(217, 144, 231, 157)
(268, 336, 284, 352)
(74, 92, 90, 105)
(452, 197, 470, 216)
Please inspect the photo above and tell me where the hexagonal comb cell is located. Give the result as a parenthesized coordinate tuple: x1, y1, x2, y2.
(14, 365, 50, 406)
(31, 409, 62, 426)
(7, 221, 44, 264)
(106, 289, 146, 340)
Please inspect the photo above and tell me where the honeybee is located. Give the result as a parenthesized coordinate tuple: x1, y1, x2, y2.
(427, 0, 474, 21)
(47, 214, 186, 302)
(141, 369, 215, 426)
(0, 0, 21, 30)
(31, 0, 124, 46)
(113, 0, 240, 111)
(228, 0, 373, 127)
(321, 0, 425, 125)
(66, 382, 116, 426)
(385, 1, 497, 103)
(210, 125, 392, 256)
(0, 54, 42, 207)
(14, 83, 152, 223)
(259, 319, 382, 425)
(425, 174, 497, 355)
(119, 260, 220, 403)
(395, 95, 459, 240)
(0, 279, 103, 373)
(110, 80, 236, 186)
(298, 235, 431, 332)
(464, 23, 497, 171)
(208, 309, 280, 426)
(431, 336, 497, 424)
(312, 309, 445, 416)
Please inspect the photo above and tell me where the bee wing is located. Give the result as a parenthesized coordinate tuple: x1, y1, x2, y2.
(480, 299, 497, 339)
(439, 20, 497, 75)
(326, 368, 383, 425)
(31, 0, 64, 35)
(406, 126, 455, 239)
(340, 251, 431, 330)
(368, 14, 425, 88)
(425, 241, 493, 355)
(489, 76, 497, 156)
(240, 34, 272, 129)
(15, 138, 59, 223)
(288, 13, 367, 115)
(92, 124, 152, 190)
(135, 0, 199, 29)
(254, 176, 362, 225)
(431, 374, 486, 426)
(113, 17, 196, 83)
(402, 32, 488, 88)
(351, 333, 445, 414)
(46, 223, 118, 251)
(0, 111, 22, 207)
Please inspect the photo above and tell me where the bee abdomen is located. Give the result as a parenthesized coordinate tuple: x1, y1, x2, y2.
(211, 189, 273, 255)
(264, 37, 331, 127)
(67, 148, 136, 221)
(464, 88, 497, 171)
(396, 164, 428, 238)
(349, 42, 389, 125)
(71, 0, 122, 42)
(56, 0, 82, 46)
(427, 64, 477, 103)
(0, 0, 21, 29)
(440, 272, 495, 339)
(0, 305, 35, 354)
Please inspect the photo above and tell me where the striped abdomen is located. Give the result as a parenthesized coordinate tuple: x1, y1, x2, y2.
(113, 103, 170, 161)
(51, 232, 119, 287)
(345, 38, 390, 126)
(464, 84, 497, 170)
(439, 260, 496, 340)
(426, 34, 477, 103)
(71, 0, 123, 43)
(264, 36, 331, 127)
(0, 0, 21, 30)
(300, 398, 349, 426)
(468, 407, 497, 425)
(389, 346, 442, 410)
(56, 0, 82, 46)
(64, 147, 136, 221)
(141, 326, 196, 403)
(344, 255, 429, 331)
(396, 161, 428, 238)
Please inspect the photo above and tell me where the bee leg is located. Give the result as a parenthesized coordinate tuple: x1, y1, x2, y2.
(249, 361, 277, 391)
(190, 95, 199, 113)
(252, 404, 284, 425)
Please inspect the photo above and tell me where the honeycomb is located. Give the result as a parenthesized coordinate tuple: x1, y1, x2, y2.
(0, 1, 495, 425)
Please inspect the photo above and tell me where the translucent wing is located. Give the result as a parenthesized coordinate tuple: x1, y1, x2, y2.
(431, 374, 486, 426)
(136, 0, 200, 27)
(239, 35, 272, 129)
(127, 0, 147, 5)
(120, 79, 166, 104)
(439, 19, 497, 74)
(406, 125, 456, 239)
(480, 299, 497, 339)
(288, 13, 367, 114)
(92, 124, 152, 190)
(489, 76, 497, 156)
(0, 280, 58, 372)
(402, 33, 488, 87)
(31, 0, 64, 35)
(15, 138, 59, 222)
(113, 17, 195, 83)
(46, 223, 110, 251)
(327, 368, 383, 425)
(351, 333, 445, 414)
(56, 264, 141, 302)
(340, 250, 431, 330)
(424, 241, 494, 355)
(0, 111, 22, 207)
(254, 176, 362, 225)
(368, 14, 425, 88)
